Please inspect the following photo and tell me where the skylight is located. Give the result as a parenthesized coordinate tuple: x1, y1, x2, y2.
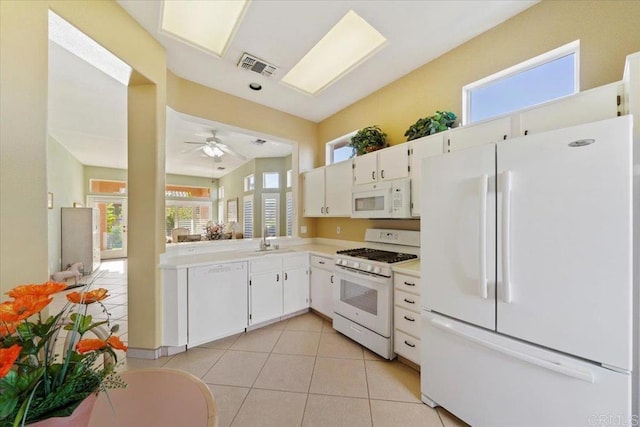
(48, 11, 132, 85)
(160, 0, 250, 58)
(281, 10, 387, 96)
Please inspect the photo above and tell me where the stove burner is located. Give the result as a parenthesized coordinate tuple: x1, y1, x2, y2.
(336, 248, 417, 264)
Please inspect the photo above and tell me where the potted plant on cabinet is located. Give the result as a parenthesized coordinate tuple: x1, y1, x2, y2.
(348, 125, 388, 156)
(404, 111, 457, 141)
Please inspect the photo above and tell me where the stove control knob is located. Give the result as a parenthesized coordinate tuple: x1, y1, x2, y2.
(373, 266, 381, 274)
(366, 265, 373, 272)
(353, 262, 360, 269)
(340, 259, 348, 266)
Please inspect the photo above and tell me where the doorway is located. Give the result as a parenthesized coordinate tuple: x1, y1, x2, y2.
(88, 196, 128, 259)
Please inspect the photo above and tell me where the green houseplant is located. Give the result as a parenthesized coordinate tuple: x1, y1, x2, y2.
(348, 125, 388, 156)
(404, 111, 457, 141)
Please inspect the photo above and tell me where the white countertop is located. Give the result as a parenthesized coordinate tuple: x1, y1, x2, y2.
(392, 259, 421, 276)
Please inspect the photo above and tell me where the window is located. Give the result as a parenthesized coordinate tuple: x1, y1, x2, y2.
(463, 41, 579, 124)
(90, 179, 126, 194)
(165, 201, 212, 238)
(262, 193, 280, 237)
(244, 174, 255, 192)
(326, 130, 357, 165)
(263, 172, 280, 189)
(286, 191, 293, 237)
(243, 195, 253, 238)
(217, 186, 224, 223)
(286, 170, 292, 188)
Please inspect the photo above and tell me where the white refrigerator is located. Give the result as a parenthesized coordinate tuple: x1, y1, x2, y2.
(420, 115, 634, 426)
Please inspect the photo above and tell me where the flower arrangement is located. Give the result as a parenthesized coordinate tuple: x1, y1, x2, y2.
(0, 280, 127, 426)
(205, 223, 224, 240)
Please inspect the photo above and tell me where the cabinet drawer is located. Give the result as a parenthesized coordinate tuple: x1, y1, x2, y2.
(394, 273, 419, 295)
(394, 306, 420, 338)
(250, 255, 283, 273)
(310, 255, 333, 270)
(283, 252, 309, 269)
(394, 330, 420, 365)
(395, 289, 420, 311)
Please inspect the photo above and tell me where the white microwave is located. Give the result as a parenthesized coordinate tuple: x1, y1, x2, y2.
(351, 178, 412, 219)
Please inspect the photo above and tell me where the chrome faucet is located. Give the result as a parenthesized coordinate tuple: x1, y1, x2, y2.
(260, 226, 271, 251)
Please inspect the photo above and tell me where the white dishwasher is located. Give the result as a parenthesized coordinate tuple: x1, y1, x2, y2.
(187, 261, 248, 347)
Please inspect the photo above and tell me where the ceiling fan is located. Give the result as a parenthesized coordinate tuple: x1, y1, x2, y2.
(183, 130, 248, 162)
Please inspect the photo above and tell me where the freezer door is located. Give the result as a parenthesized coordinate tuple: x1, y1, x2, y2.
(421, 312, 632, 427)
(496, 115, 633, 371)
(420, 144, 496, 330)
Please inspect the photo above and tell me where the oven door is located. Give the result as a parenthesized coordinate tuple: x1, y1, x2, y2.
(333, 266, 392, 337)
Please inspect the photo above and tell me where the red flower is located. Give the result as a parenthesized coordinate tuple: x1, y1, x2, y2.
(6, 282, 67, 298)
(66, 288, 108, 304)
(0, 344, 22, 379)
(107, 335, 127, 352)
(76, 339, 106, 354)
(0, 295, 52, 322)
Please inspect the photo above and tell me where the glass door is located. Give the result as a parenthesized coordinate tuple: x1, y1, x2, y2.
(88, 196, 127, 259)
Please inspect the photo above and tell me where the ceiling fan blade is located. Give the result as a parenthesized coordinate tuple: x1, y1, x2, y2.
(184, 141, 206, 145)
(211, 141, 247, 161)
(180, 145, 204, 154)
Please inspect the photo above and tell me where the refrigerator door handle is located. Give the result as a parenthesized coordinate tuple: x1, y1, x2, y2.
(501, 170, 513, 303)
(430, 317, 594, 383)
(478, 174, 488, 299)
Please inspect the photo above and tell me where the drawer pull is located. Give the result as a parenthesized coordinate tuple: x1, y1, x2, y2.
(403, 315, 415, 322)
(403, 281, 415, 287)
(319, 261, 325, 264)
(403, 298, 415, 304)
(404, 340, 416, 348)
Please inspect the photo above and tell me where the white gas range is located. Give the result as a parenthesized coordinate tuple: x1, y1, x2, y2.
(333, 229, 419, 359)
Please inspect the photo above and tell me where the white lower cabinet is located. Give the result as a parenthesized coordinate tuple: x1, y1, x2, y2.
(309, 255, 334, 318)
(250, 253, 309, 325)
(187, 261, 248, 347)
(393, 271, 421, 365)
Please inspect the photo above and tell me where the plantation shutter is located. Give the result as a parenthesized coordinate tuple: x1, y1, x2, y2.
(243, 195, 253, 238)
(262, 193, 280, 237)
(286, 191, 293, 237)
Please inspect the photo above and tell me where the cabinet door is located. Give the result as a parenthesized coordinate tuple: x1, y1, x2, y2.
(324, 160, 353, 216)
(283, 267, 309, 315)
(353, 151, 378, 184)
(303, 168, 326, 217)
(519, 82, 619, 136)
(378, 143, 410, 181)
(447, 116, 511, 153)
(310, 267, 334, 318)
(250, 271, 283, 324)
(409, 134, 444, 217)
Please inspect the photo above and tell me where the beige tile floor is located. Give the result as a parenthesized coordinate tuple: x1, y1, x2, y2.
(53, 260, 469, 427)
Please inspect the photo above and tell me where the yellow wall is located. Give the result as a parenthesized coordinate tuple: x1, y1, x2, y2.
(316, 0, 640, 242)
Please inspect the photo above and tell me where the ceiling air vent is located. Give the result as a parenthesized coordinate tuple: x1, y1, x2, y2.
(252, 138, 267, 145)
(238, 53, 277, 77)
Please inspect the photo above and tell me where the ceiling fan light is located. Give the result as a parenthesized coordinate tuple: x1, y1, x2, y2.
(203, 145, 224, 157)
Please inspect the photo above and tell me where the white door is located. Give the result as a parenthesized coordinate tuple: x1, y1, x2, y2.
(420, 143, 496, 330)
(378, 143, 409, 181)
(283, 267, 309, 315)
(353, 151, 378, 184)
(324, 160, 352, 216)
(250, 271, 283, 324)
(303, 168, 325, 217)
(409, 133, 444, 216)
(496, 116, 633, 370)
(88, 196, 127, 259)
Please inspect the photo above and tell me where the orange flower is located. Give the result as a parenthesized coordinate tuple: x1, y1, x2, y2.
(0, 344, 22, 379)
(107, 335, 127, 352)
(76, 339, 106, 354)
(66, 288, 108, 304)
(0, 295, 52, 322)
(0, 322, 16, 337)
(6, 281, 67, 298)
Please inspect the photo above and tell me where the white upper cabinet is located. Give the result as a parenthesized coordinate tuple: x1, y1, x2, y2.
(409, 133, 445, 217)
(447, 116, 511, 153)
(302, 160, 353, 217)
(353, 144, 410, 185)
(518, 82, 620, 136)
(324, 160, 353, 216)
